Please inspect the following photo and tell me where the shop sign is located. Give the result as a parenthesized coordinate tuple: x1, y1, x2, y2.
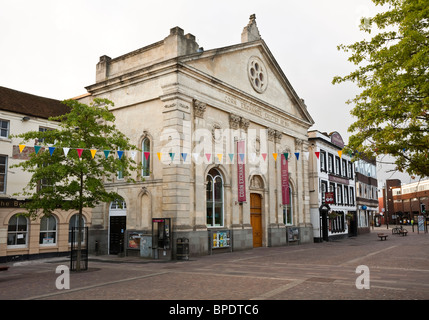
(0, 199, 27, 208)
(325, 192, 334, 204)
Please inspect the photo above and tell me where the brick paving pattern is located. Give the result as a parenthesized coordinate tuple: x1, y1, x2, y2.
(1, 227, 428, 301)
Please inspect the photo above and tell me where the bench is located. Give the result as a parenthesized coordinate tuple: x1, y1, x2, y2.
(377, 233, 388, 241)
(0, 266, 9, 272)
(399, 229, 408, 236)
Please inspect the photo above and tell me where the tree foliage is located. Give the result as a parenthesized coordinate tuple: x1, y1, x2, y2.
(333, 0, 429, 177)
(13, 98, 139, 218)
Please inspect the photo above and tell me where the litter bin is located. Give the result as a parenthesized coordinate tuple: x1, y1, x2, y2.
(176, 238, 189, 260)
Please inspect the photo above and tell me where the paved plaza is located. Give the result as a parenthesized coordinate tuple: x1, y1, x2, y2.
(1, 227, 428, 304)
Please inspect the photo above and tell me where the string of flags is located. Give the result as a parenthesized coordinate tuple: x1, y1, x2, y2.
(18, 144, 348, 162)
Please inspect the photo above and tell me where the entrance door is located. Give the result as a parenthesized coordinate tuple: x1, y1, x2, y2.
(109, 216, 126, 254)
(250, 193, 263, 247)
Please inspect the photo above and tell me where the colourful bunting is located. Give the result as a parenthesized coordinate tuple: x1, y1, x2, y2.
(63, 147, 70, 157)
(169, 153, 175, 160)
(19, 145, 25, 153)
(217, 154, 222, 162)
(228, 153, 234, 162)
(205, 153, 211, 162)
(315, 151, 320, 159)
(49, 147, 55, 156)
(90, 149, 97, 159)
(294, 152, 300, 160)
(272, 153, 278, 161)
(157, 152, 162, 161)
(117, 150, 124, 159)
(262, 153, 267, 161)
(181, 153, 187, 162)
(104, 150, 110, 159)
(338, 150, 342, 158)
(34, 145, 42, 154)
(76, 148, 83, 158)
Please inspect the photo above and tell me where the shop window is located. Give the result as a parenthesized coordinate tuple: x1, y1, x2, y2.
(206, 168, 224, 227)
(7, 214, 28, 247)
(39, 215, 57, 245)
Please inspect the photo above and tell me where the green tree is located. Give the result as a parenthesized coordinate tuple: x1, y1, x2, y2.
(13, 98, 139, 271)
(333, 0, 429, 177)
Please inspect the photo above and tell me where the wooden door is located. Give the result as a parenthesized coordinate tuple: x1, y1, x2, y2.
(250, 193, 262, 247)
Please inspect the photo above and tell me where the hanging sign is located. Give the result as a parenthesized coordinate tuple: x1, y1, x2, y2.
(281, 153, 290, 205)
(325, 192, 335, 204)
(237, 140, 246, 202)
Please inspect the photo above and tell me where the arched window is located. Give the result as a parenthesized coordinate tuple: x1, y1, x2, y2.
(68, 214, 86, 243)
(142, 138, 150, 177)
(206, 168, 224, 227)
(283, 186, 293, 225)
(40, 215, 57, 245)
(7, 214, 28, 247)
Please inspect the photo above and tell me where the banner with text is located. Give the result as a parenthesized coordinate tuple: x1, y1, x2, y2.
(237, 140, 246, 202)
(281, 153, 290, 205)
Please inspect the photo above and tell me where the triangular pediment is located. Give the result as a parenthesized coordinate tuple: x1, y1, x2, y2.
(180, 40, 314, 126)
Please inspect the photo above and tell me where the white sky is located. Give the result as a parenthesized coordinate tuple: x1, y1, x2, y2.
(0, 0, 415, 185)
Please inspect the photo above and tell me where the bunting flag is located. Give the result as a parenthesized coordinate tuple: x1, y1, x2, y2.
(117, 150, 124, 160)
(272, 153, 278, 161)
(19, 144, 26, 153)
(104, 150, 110, 159)
(34, 145, 42, 154)
(205, 153, 211, 162)
(338, 150, 342, 158)
(262, 153, 267, 161)
(144, 152, 150, 160)
(49, 147, 55, 156)
(90, 149, 97, 159)
(315, 151, 320, 159)
(283, 153, 289, 160)
(130, 151, 137, 160)
(169, 152, 175, 161)
(76, 148, 83, 158)
(294, 152, 300, 160)
(157, 152, 162, 161)
(239, 153, 245, 163)
(303, 152, 309, 160)
(228, 153, 234, 162)
(181, 153, 187, 162)
(191, 153, 198, 162)
(217, 154, 222, 162)
(63, 147, 70, 157)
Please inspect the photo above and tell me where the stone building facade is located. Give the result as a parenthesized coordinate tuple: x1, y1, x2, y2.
(78, 16, 315, 257)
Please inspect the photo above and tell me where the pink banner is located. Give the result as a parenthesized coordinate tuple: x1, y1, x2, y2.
(281, 153, 290, 205)
(237, 140, 246, 202)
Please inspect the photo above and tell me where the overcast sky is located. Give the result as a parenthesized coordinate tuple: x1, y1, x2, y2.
(0, 0, 416, 186)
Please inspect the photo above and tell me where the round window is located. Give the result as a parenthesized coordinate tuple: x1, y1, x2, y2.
(248, 57, 268, 93)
